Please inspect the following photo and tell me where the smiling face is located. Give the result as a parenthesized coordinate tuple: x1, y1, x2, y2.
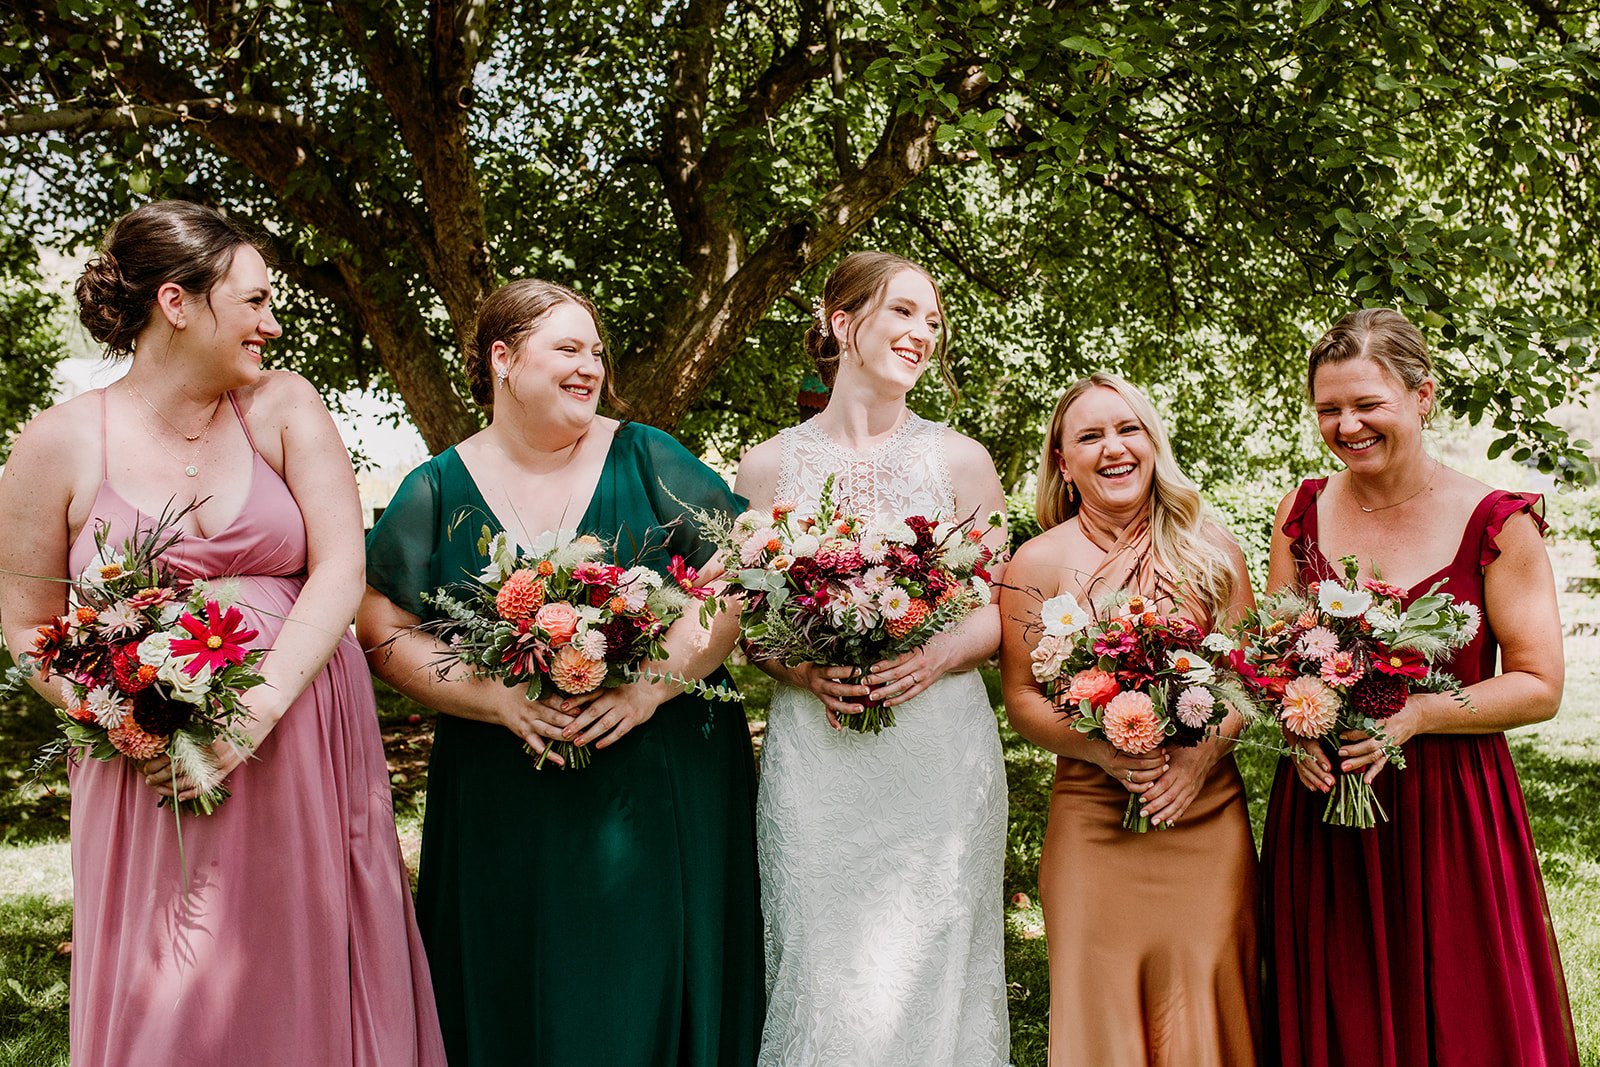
(832, 269, 943, 393)
(1056, 385, 1156, 517)
(189, 245, 280, 386)
(1311, 356, 1433, 473)
(494, 300, 604, 430)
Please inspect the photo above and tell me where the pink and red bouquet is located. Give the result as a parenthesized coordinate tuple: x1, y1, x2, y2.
(708, 474, 1003, 734)
(1031, 589, 1262, 832)
(419, 525, 734, 769)
(12, 509, 267, 815)
(1234, 554, 1478, 828)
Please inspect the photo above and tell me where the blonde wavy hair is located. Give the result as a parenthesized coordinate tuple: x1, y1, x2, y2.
(1035, 372, 1236, 620)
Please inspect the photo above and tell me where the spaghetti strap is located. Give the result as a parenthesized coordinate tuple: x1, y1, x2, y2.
(98, 387, 109, 481)
(227, 391, 261, 456)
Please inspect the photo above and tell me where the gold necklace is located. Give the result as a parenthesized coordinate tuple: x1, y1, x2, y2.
(1354, 456, 1439, 513)
(125, 380, 219, 442)
(129, 396, 210, 478)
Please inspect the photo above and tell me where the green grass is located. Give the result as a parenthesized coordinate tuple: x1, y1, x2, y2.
(1, 641, 1595, 1066)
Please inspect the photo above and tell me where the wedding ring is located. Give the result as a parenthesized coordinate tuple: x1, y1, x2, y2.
(1125, 770, 1133, 782)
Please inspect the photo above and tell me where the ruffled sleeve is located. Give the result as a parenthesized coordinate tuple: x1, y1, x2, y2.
(1279, 477, 1328, 542)
(1480, 491, 1547, 568)
(637, 425, 748, 571)
(365, 457, 444, 618)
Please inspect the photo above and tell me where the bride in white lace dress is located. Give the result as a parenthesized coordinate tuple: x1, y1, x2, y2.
(735, 252, 1010, 1066)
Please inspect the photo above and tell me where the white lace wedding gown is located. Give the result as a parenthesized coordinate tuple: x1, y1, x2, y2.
(757, 414, 1010, 1066)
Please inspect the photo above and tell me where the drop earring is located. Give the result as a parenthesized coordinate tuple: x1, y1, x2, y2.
(1065, 480, 1076, 504)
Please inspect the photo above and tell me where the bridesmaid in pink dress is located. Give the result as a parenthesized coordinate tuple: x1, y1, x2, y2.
(1260, 308, 1578, 1066)
(0, 202, 445, 1066)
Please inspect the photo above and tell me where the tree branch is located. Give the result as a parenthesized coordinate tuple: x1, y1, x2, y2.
(0, 98, 322, 139)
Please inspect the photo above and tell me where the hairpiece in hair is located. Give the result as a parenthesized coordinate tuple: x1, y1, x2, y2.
(811, 295, 827, 333)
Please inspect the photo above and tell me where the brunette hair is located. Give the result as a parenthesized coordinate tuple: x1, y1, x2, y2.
(1306, 308, 1433, 398)
(802, 251, 956, 396)
(467, 278, 623, 411)
(1035, 372, 1237, 620)
(74, 201, 258, 357)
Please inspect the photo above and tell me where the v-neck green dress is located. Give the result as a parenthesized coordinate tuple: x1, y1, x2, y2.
(366, 422, 763, 1067)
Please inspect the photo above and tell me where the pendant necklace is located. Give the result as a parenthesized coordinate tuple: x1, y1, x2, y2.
(1354, 456, 1440, 513)
(127, 384, 215, 478)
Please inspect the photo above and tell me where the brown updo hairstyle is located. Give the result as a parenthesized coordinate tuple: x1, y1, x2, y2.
(467, 278, 625, 411)
(74, 200, 258, 357)
(1306, 308, 1434, 400)
(803, 251, 956, 396)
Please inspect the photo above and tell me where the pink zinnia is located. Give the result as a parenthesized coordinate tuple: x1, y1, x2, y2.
(1296, 626, 1339, 662)
(1102, 690, 1163, 755)
(1319, 650, 1363, 687)
(1175, 686, 1215, 729)
(1280, 676, 1338, 738)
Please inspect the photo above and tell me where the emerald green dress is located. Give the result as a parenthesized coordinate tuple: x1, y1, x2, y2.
(366, 422, 763, 1067)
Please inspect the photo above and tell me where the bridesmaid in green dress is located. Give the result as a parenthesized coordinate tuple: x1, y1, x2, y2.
(357, 279, 762, 1066)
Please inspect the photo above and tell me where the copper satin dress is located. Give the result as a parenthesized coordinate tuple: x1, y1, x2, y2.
(1039, 514, 1260, 1067)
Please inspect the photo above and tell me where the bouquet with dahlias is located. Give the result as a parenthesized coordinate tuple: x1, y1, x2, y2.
(1030, 589, 1262, 832)
(699, 475, 1003, 734)
(419, 526, 731, 768)
(12, 508, 268, 815)
(1234, 554, 1478, 827)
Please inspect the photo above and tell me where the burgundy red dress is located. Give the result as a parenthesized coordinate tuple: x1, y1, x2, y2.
(1261, 478, 1578, 1067)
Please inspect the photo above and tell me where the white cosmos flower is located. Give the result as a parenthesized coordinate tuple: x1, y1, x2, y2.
(1167, 649, 1215, 683)
(1040, 591, 1089, 638)
(1317, 582, 1372, 618)
(79, 545, 131, 590)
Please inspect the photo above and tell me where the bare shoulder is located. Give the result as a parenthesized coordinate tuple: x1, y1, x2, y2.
(7, 392, 101, 479)
(1007, 523, 1080, 594)
(1201, 517, 1247, 559)
(236, 369, 325, 424)
(733, 432, 787, 506)
(938, 425, 999, 476)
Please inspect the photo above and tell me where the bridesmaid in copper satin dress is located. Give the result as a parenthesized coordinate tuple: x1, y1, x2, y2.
(1001, 372, 1260, 1067)
(1261, 308, 1578, 1066)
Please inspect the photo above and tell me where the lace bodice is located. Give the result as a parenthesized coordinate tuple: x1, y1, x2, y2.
(775, 414, 956, 521)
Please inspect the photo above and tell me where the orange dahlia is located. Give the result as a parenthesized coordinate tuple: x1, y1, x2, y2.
(107, 713, 167, 760)
(495, 570, 545, 620)
(548, 645, 606, 695)
(886, 598, 931, 640)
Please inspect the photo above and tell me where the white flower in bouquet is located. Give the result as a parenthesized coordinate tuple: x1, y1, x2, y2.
(932, 520, 959, 545)
(881, 520, 916, 546)
(789, 532, 821, 559)
(878, 586, 913, 620)
(1317, 581, 1371, 618)
(1201, 631, 1236, 655)
(189, 577, 243, 610)
(1458, 601, 1482, 644)
(618, 566, 659, 610)
(859, 566, 892, 596)
(97, 602, 143, 637)
(86, 685, 128, 729)
(741, 526, 779, 566)
(477, 530, 520, 582)
(157, 656, 214, 705)
(1040, 591, 1090, 638)
(971, 576, 992, 607)
(1175, 685, 1216, 729)
(728, 510, 767, 546)
(551, 532, 600, 569)
(78, 544, 130, 589)
(1030, 632, 1068, 682)
(1167, 648, 1215, 683)
(1363, 606, 1403, 639)
(858, 530, 891, 564)
(136, 631, 175, 667)
(577, 629, 608, 660)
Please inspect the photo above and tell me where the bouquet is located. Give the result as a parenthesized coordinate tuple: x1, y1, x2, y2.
(704, 475, 1003, 734)
(1030, 589, 1261, 832)
(15, 508, 267, 815)
(419, 526, 733, 768)
(1235, 555, 1478, 827)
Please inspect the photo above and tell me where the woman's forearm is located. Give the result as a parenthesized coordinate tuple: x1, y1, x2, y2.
(247, 562, 363, 723)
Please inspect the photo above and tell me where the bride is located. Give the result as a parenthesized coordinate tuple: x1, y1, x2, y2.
(735, 251, 1010, 1065)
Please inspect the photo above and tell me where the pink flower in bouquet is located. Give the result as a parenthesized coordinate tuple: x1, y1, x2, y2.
(1280, 676, 1338, 737)
(573, 562, 625, 586)
(1364, 577, 1409, 601)
(1092, 625, 1137, 659)
(534, 602, 580, 646)
(126, 587, 177, 611)
(1296, 626, 1339, 662)
(814, 538, 863, 572)
(1175, 686, 1216, 729)
(1102, 690, 1163, 754)
(495, 570, 545, 620)
(1319, 650, 1364, 687)
(107, 712, 167, 760)
(1066, 668, 1121, 709)
(548, 644, 607, 694)
(169, 602, 260, 677)
(740, 527, 780, 566)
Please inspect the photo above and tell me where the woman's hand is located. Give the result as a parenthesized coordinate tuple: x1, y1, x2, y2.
(1336, 700, 1422, 784)
(561, 682, 668, 750)
(780, 663, 873, 729)
(1140, 742, 1221, 827)
(1088, 742, 1168, 796)
(1286, 732, 1334, 793)
(864, 639, 955, 709)
(139, 689, 289, 801)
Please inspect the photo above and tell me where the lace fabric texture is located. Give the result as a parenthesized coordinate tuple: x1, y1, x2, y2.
(758, 414, 1010, 1066)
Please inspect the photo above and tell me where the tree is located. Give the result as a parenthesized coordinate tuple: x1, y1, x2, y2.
(2, 0, 1595, 481)
(0, 186, 63, 461)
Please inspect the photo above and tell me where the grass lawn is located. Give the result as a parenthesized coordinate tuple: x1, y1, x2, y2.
(1, 593, 1596, 1066)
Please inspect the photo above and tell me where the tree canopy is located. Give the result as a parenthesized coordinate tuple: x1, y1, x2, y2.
(2, 0, 1596, 484)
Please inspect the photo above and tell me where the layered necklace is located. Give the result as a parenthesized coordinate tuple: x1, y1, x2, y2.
(125, 380, 221, 478)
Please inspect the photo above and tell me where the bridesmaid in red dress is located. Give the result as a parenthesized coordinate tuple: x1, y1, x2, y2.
(1260, 308, 1578, 1066)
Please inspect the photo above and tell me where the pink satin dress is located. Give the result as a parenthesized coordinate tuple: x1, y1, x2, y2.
(64, 390, 444, 1066)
